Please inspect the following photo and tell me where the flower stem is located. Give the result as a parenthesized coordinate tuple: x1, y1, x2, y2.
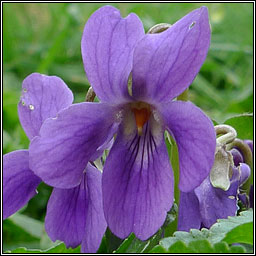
(215, 124, 237, 147)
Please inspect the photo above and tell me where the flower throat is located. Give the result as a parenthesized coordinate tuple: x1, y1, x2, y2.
(131, 102, 151, 136)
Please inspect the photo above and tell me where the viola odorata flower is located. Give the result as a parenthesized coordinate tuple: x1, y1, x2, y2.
(4, 73, 73, 219)
(4, 73, 107, 253)
(29, 6, 216, 240)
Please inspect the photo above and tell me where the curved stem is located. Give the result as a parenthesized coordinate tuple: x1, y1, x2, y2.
(215, 124, 237, 146)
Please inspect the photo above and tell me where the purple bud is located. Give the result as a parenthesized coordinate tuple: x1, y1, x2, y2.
(244, 140, 253, 154)
(239, 163, 251, 186)
(230, 148, 244, 166)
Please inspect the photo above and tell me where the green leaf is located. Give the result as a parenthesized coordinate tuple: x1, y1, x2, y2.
(150, 210, 252, 253)
(45, 243, 80, 253)
(167, 240, 194, 253)
(149, 245, 167, 253)
(3, 219, 40, 251)
(151, 240, 246, 253)
(5, 248, 42, 253)
(114, 227, 164, 253)
(209, 209, 253, 244)
(222, 222, 253, 245)
(113, 233, 135, 253)
(8, 213, 44, 239)
(224, 113, 253, 140)
(164, 133, 179, 237)
(5, 243, 81, 253)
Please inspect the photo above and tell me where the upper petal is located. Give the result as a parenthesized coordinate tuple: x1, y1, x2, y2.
(81, 5, 145, 104)
(3, 150, 41, 219)
(29, 102, 117, 189)
(132, 7, 210, 104)
(18, 73, 74, 140)
(158, 100, 216, 192)
(45, 164, 106, 251)
(102, 111, 174, 240)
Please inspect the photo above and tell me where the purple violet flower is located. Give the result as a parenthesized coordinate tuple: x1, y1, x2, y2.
(178, 146, 251, 231)
(29, 6, 216, 240)
(3, 73, 107, 253)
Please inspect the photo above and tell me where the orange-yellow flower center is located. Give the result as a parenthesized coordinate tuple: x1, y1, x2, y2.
(131, 102, 151, 135)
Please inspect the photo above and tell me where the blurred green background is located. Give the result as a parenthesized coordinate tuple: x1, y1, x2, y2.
(3, 2, 253, 251)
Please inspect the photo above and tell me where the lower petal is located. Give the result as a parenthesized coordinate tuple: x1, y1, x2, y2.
(158, 101, 216, 192)
(45, 164, 106, 250)
(102, 117, 174, 240)
(178, 191, 201, 231)
(3, 150, 41, 219)
(29, 102, 117, 189)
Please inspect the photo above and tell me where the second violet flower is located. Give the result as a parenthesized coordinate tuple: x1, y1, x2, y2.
(29, 6, 216, 240)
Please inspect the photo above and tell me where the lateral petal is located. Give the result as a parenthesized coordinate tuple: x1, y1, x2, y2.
(158, 100, 216, 192)
(29, 102, 117, 188)
(3, 150, 41, 219)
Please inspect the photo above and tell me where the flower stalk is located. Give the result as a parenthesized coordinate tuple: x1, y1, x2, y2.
(215, 124, 237, 149)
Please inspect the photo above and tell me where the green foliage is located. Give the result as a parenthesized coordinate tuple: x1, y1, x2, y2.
(5, 243, 81, 253)
(3, 219, 41, 251)
(150, 210, 253, 253)
(114, 230, 164, 253)
(224, 113, 253, 140)
(150, 240, 246, 253)
(222, 222, 253, 245)
(8, 213, 44, 239)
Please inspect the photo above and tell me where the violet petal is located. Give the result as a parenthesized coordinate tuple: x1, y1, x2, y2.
(238, 163, 251, 186)
(158, 100, 216, 192)
(82, 5, 144, 104)
(81, 164, 107, 253)
(3, 150, 41, 219)
(102, 114, 174, 240)
(132, 7, 210, 104)
(29, 102, 117, 189)
(195, 176, 239, 228)
(45, 164, 106, 251)
(178, 191, 201, 231)
(230, 148, 244, 167)
(18, 73, 73, 140)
